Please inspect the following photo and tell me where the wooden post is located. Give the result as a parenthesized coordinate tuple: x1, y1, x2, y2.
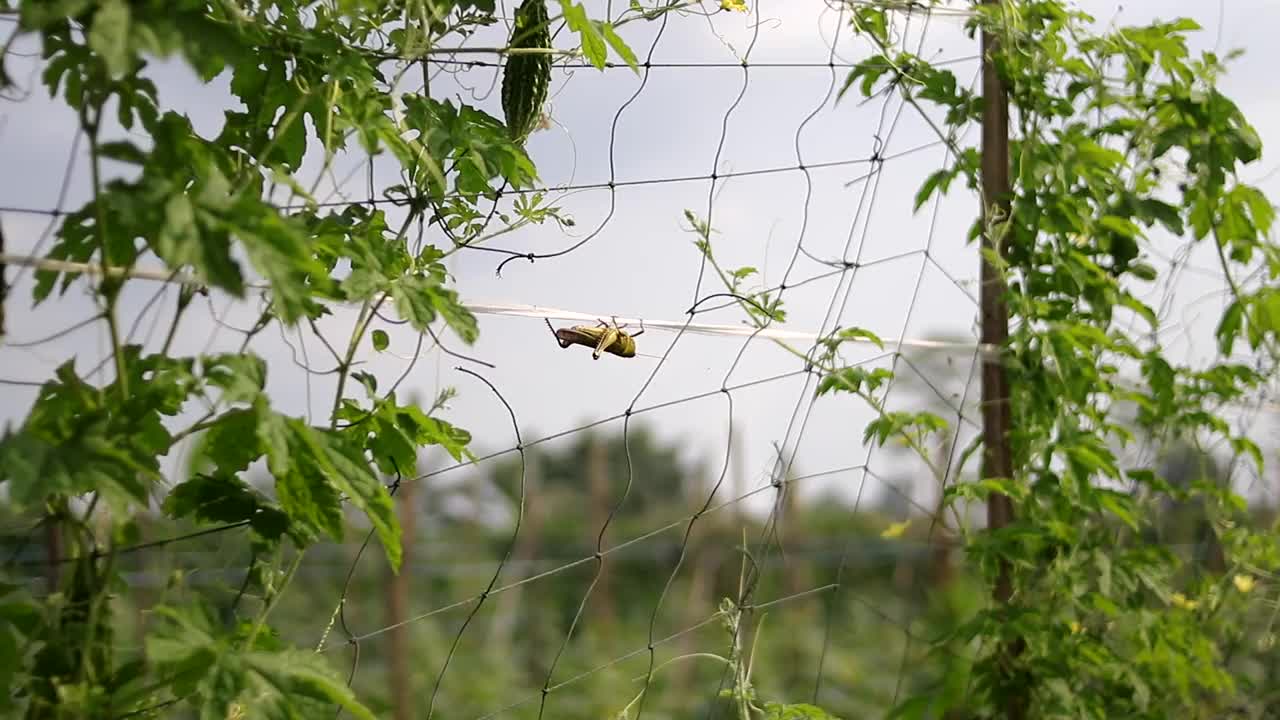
(674, 450, 715, 701)
(980, 3, 1023, 718)
(929, 432, 956, 588)
(386, 468, 418, 720)
(490, 447, 547, 675)
(1, 216, 8, 337)
(588, 434, 615, 629)
(732, 427, 745, 526)
(44, 514, 62, 594)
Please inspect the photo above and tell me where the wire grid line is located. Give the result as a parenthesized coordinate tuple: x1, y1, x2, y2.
(366, 41, 962, 712)
(0, 3, 1005, 718)
(473, 584, 842, 720)
(880, 155, 975, 716)
(520, 0, 778, 710)
(10, 340, 962, 589)
(813, 25, 985, 711)
(426, 56, 981, 70)
(682, 12, 922, 715)
(327, 460, 862, 649)
(0, 139, 946, 219)
(495, 0, 686, 277)
(619, 1, 781, 709)
(631, 290, 756, 719)
(637, 2, 872, 712)
(322, 5, 952, 707)
(324, 467, 406, 714)
(416, 368, 529, 720)
(314, 3, 934, 713)
(404, 181, 983, 707)
(718, 8, 971, 711)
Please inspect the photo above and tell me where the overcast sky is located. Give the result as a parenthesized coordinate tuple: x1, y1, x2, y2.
(3, 0, 1279, 524)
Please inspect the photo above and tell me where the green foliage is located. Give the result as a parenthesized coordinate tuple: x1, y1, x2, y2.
(686, 2, 1280, 718)
(402, 95, 539, 197)
(5, 0, 1278, 718)
(0, 0, 621, 712)
(559, 0, 639, 71)
(831, 2, 1280, 718)
(0, 351, 199, 514)
(163, 473, 290, 541)
(146, 602, 377, 719)
(763, 702, 843, 720)
(335, 389, 476, 476)
(687, 208, 788, 324)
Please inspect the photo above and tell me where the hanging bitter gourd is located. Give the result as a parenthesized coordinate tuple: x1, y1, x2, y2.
(501, 0, 552, 143)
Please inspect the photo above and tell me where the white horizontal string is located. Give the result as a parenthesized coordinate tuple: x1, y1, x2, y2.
(465, 302, 999, 355)
(4, 254, 1278, 418)
(0, 253, 998, 358)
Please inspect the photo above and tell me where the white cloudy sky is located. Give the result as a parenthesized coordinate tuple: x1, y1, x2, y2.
(2, 0, 1278, 523)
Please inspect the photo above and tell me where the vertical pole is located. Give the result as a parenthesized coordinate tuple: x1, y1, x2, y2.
(929, 432, 956, 588)
(731, 427, 745, 527)
(980, 0, 1013, 598)
(1, 217, 8, 337)
(491, 447, 546, 670)
(980, 3, 1022, 719)
(588, 435, 615, 629)
(387, 458, 419, 720)
(44, 514, 62, 594)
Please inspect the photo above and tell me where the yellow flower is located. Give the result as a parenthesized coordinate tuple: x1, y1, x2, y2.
(1234, 574, 1257, 593)
(1170, 593, 1199, 611)
(881, 519, 911, 539)
(719, 0, 748, 12)
(1069, 621, 1083, 635)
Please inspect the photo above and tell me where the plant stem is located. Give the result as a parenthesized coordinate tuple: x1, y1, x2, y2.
(83, 103, 129, 397)
(160, 286, 196, 356)
(328, 209, 421, 427)
(246, 546, 304, 649)
(330, 295, 380, 428)
(168, 410, 222, 448)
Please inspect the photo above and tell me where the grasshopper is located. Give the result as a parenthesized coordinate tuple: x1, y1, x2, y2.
(546, 317, 644, 359)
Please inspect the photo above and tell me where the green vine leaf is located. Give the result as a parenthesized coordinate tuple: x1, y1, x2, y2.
(163, 473, 291, 542)
(764, 702, 844, 719)
(559, 0, 607, 69)
(87, 0, 132, 77)
(390, 272, 479, 344)
(147, 603, 377, 720)
(601, 23, 638, 72)
(203, 354, 268, 406)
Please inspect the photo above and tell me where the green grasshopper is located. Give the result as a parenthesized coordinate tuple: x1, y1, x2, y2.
(546, 317, 644, 359)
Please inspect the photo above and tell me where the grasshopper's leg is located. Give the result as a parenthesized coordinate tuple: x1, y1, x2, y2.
(546, 319, 572, 349)
(593, 325, 620, 360)
(614, 317, 641, 336)
(610, 316, 645, 338)
(592, 317, 619, 359)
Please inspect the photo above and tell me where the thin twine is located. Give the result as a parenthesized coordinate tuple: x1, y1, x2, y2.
(0, 253, 1000, 359)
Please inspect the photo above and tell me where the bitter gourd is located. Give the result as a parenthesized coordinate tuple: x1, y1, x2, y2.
(501, 0, 552, 143)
